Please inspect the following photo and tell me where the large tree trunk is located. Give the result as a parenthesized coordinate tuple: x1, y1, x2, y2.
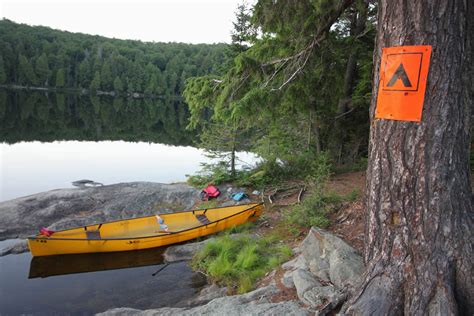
(345, 0, 473, 314)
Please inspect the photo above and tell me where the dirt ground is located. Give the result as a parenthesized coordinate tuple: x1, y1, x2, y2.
(326, 171, 366, 253)
(258, 171, 367, 253)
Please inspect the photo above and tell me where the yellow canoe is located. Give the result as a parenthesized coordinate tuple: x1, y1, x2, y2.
(28, 203, 263, 257)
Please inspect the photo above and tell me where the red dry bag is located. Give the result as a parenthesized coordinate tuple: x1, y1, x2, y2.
(200, 185, 221, 201)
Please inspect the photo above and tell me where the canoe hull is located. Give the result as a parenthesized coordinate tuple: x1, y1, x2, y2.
(28, 203, 263, 256)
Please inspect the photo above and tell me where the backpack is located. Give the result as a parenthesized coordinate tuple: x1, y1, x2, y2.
(231, 192, 247, 201)
(200, 185, 221, 201)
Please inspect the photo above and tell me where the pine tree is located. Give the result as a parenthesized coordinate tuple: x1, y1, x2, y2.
(230, 1, 256, 54)
(0, 55, 6, 84)
(145, 74, 158, 96)
(157, 69, 167, 94)
(100, 60, 113, 91)
(78, 59, 91, 88)
(55, 68, 65, 87)
(113, 76, 124, 92)
(18, 55, 38, 86)
(35, 53, 50, 86)
(127, 78, 135, 94)
(184, 1, 259, 178)
(90, 71, 101, 93)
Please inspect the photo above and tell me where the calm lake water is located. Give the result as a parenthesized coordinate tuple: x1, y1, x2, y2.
(0, 89, 254, 314)
(0, 242, 207, 315)
(0, 90, 257, 201)
(0, 140, 257, 201)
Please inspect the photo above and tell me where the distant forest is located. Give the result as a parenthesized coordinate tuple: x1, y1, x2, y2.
(0, 19, 228, 96)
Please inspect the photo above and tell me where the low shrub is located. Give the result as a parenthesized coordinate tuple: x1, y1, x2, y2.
(286, 189, 361, 228)
(187, 161, 234, 187)
(187, 151, 333, 189)
(286, 191, 332, 228)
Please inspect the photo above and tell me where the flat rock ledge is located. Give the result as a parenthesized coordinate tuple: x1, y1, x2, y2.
(0, 182, 199, 240)
(97, 285, 310, 316)
(0, 239, 28, 256)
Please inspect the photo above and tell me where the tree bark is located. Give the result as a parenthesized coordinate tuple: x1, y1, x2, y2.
(345, 0, 473, 314)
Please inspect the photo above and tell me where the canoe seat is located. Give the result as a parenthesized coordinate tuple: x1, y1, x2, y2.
(86, 230, 101, 240)
(85, 224, 102, 240)
(196, 214, 211, 225)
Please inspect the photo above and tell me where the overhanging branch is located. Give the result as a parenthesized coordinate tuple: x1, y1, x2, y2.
(261, 0, 355, 88)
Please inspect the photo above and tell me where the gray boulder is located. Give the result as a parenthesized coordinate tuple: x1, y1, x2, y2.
(292, 268, 345, 308)
(282, 255, 307, 271)
(292, 269, 321, 297)
(281, 270, 296, 289)
(0, 182, 199, 240)
(280, 227, 364, 313)
(300, 227, 363, 289)
(303, 285, 345, 310)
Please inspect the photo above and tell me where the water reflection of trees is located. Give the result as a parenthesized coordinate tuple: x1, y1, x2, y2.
(0, 90, 194, 145)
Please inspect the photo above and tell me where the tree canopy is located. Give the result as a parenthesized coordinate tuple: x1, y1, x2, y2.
(184, 0, 377, 177)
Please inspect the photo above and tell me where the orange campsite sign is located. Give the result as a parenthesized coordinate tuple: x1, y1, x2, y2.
(375, 45, 432, 122)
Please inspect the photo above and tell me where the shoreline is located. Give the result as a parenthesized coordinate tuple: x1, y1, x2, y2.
(0, 84, 169, 99)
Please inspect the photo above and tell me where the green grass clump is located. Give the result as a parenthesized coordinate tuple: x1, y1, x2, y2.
(224, 222, 255, 234)
(191, 234, 292, 293)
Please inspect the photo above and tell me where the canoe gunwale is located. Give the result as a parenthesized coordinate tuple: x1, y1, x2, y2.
(27, 203, 263, 242)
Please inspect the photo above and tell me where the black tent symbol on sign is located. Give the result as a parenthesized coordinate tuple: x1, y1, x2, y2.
(387, 63, 412, 87)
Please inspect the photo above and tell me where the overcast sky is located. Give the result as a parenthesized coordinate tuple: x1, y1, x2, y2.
(0, 0, 245, 44)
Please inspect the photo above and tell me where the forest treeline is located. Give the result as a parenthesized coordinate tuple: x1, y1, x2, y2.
(0, 19, 228, 96)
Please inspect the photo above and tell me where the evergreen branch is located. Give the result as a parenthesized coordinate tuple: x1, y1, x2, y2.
(334, 104, 356, 119)
(229, 72, 251, 101)
(261, 59, 289, 88)
(261, 0, 355, 69)
(271, 46, 314, 91)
